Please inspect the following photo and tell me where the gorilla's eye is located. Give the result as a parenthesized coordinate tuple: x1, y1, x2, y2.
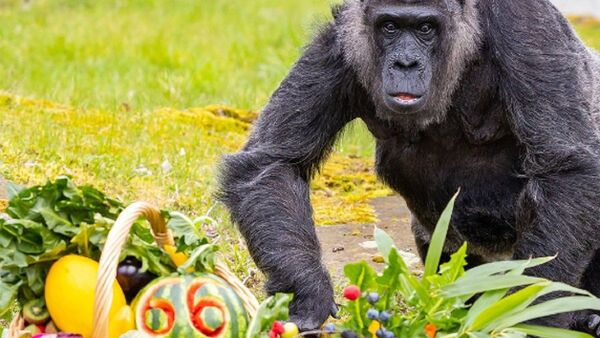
(381, 21, 399, 35)
(418, 23, 434, 35)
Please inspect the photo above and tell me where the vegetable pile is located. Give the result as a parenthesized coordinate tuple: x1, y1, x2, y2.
(0, 176, 215, 320)
(0, 177, 292, 338)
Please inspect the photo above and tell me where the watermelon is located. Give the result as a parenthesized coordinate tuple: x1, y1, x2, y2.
(133, 274, 248, 337)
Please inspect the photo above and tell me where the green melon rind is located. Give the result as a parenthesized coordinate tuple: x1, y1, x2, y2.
(133, 273, 249, 338)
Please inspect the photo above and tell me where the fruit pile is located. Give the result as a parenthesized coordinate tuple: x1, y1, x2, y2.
(268, 321, 298, 338)
(0, 178, 292, 338)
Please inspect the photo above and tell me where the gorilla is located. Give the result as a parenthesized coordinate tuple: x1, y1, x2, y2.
(219, 0, 600, 334)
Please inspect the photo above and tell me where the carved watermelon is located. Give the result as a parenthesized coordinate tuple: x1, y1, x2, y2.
(133, 274, 248, 337)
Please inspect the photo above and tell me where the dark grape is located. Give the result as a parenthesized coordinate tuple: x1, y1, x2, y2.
(367, 292, 380, 304)
(379, 311, 391, 322)
(341, 331, 358, 338)
(367, 308, 380, 320)
(384, 331, 396, 338)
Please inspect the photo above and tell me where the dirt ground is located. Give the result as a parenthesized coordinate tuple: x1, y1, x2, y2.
(316, 195, 423, 282)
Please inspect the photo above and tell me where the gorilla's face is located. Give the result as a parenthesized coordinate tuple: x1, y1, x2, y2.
(367, 2, 448, 120)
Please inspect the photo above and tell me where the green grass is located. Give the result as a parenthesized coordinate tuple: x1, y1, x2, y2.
(0, 0, 333, 111)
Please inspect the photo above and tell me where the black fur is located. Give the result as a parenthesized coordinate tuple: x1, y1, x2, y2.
(219, 0, 600, 332)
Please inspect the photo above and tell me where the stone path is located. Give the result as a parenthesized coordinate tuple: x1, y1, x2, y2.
(316, 195, 422, 282)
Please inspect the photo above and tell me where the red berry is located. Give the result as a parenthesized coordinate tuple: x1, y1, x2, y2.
(271, 321, 286, 335)
(343, 285, 361, 300)
(269, 331, 278, 338)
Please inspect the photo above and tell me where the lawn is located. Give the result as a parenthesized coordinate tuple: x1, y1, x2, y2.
(0, 0, 599, 325)
(0, 0, 388, 304)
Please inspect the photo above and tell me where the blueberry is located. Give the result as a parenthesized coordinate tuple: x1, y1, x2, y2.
(384, 331, 396, 338)
(379, 311, 391, 322)
(376, 328, 386, 338)
(367, 308, 380, 320)
(341, 330, 359, 338)
(324, 323, 336, 333)
(367, 292, 380, 304)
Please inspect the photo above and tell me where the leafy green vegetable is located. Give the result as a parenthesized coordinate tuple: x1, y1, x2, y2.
(0, 176, 215, 315)
(245, 293, 293, 338)
(325, 193, 600, 338)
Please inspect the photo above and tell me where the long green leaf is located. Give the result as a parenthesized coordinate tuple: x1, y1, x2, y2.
(374, 227, 396, 262)
(463, 256, 555, 279)
(424, 191, 459, 282)
(463, 289, 509, 330)
(441, 275, 545, 297)
(538, 282, 594, 298)
(462, 264, 529, 329)
(496, 297, 600, 329)
(509, 324, 593, 338)
(472, 283, 549, 331)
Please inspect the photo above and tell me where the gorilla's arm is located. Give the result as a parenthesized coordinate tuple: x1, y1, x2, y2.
(484, 0, 600, 292)
(218, 25, 366, 330)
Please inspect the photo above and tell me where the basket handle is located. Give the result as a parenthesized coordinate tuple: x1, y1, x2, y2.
(92, 202, 259, 338)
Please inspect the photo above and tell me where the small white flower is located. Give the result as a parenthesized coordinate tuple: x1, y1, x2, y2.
(161, 160, 172, 173)
(134, 165, 152, 176)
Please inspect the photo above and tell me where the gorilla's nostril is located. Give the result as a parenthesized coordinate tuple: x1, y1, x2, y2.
(395, 59, 419, 70)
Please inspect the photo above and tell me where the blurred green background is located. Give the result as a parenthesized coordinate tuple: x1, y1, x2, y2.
(0, 0, 598, 311)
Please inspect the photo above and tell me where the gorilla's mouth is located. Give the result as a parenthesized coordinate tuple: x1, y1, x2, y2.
(393, 93, 423, 106)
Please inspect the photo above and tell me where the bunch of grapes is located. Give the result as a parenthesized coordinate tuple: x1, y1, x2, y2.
(320, 285, 396, 338)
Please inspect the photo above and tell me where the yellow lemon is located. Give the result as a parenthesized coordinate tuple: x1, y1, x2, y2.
(109, 305, 135, 338)
(45, 255, 127, 338)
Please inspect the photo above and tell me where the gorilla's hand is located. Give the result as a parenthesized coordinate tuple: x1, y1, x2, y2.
(267, 265, 337, 332)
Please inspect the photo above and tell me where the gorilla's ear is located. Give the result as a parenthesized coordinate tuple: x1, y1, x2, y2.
(481, 0, 595, 151)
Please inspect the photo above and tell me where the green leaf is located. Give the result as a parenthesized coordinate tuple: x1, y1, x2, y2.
(497, 297, 600, 329)
(424, 191, 459, 283)
(0, 280, 21, 317)
(467, 333, 492, 338)
(6, 181, 24, 200)
(509, 324, 594, 338)
(463, 256, 555, 279)
(39, 207, 77, 236)
(245, 293, 292, 338)
(344, 261, 377, 291)
(441, 275, 546, 298)
(377, 248, 409, 306)
(429, 242, 468, 288)
(168, 211, 203, 246)
(177, 243, 216, 273)
(470, 283, 549, 331)
(374, 227, 396, 262)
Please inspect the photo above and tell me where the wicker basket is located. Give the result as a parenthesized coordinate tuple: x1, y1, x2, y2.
(8, 201, 259, 338)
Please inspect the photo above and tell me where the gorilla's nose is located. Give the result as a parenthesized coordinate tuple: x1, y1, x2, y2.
(394, 57, 419, 70)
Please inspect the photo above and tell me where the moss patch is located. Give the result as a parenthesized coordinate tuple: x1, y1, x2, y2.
(0, 93, 388, 226)
(311, 154, 393, 225)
